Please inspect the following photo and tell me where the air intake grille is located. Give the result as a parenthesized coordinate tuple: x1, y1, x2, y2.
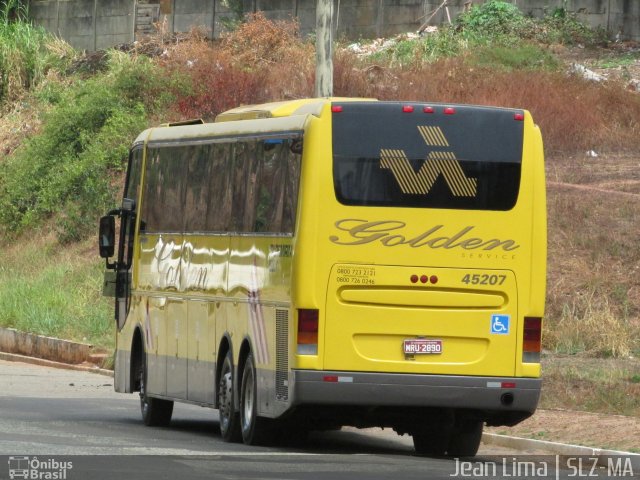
(276, 309, 289, 401)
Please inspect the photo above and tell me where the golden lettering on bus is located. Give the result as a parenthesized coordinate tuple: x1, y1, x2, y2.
(329, 219, 520, 251)
(379, 126, 477, 197)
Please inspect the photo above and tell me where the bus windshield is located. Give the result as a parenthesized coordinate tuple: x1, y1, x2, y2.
(332, 102, 523, 211)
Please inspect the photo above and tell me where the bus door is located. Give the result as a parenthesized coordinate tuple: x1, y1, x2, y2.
(100, 146, 143, 330)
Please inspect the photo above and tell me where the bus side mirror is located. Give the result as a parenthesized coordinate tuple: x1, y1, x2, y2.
(99, 215, 116, 259)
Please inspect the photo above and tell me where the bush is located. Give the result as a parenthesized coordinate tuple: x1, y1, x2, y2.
(456, 0, 533, 40)
(538, 7, 607, 46)
(0, 52, 168, 240)
(162, 14, 314, 120)
(371, 28, 466, 67)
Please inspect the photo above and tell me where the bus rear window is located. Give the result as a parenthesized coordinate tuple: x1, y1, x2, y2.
(332, 102, 524, 211)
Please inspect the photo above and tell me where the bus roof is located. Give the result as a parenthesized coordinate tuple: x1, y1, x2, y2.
(133, 113, 312, 146)
(214, 97, 377, 122)
(133, 98, 377, 145)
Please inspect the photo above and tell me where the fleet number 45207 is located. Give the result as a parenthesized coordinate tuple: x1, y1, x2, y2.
(461, 274, 506, 286)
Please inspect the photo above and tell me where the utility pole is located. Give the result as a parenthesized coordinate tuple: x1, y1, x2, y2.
(315, 0, 333, 97)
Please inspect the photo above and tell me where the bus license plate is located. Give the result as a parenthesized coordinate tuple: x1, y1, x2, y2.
(403, 339, 442, 355)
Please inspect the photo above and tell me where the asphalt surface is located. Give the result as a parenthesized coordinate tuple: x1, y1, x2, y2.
(0, 359, 619, 480)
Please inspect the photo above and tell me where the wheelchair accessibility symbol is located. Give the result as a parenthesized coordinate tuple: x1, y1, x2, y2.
(490, 314, 510, 335)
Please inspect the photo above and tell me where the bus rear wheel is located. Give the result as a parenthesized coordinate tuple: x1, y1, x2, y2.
(218, 350, 242, 442)
(139, 354, 173, 427)
(412, 429, 449, 456)
(447, 420, 483, 457)
(240, 353, 276, 445)
(412, 419, 483, 457)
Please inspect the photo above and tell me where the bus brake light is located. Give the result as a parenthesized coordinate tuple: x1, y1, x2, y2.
(331, 105, 343, 113)
(402, 105, 414, 113)
(297, 309, 319, 355)
(443, 107, 456, 115)
(523, 317, 542, 363)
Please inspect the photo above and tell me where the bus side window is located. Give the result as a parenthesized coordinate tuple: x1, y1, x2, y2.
(252, 138, 301, 235)
(232, 141, 262, 233)
(205, 143, 233, 232)
(184, 144, 212, 233)
(256, 140, 282, 233)
(142, 147, 187, 233)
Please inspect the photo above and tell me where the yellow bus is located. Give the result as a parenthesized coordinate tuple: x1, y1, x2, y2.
(98, 98, 546, 456)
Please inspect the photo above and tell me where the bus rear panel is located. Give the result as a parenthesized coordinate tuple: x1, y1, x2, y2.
(289, 101, 546, 450)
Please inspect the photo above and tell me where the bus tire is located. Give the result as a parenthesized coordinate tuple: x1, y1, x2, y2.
(240, 353, 276, 445)
(412, 431, 448, 456)
(218, 350, 242, 442)
(447, 420, 483, 457)
(139, 353, 173, 427)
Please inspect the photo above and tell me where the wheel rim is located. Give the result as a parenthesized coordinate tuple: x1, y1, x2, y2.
(218, 365, 233, 431)
(242, 365, 254, 432)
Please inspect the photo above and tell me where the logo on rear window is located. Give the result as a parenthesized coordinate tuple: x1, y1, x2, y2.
(379, 126, 477, 197)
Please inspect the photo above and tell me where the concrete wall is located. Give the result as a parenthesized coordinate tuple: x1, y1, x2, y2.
(518, 0, 639, 39)
(28, 0, 640, 51)
(30, 0, 135, 51)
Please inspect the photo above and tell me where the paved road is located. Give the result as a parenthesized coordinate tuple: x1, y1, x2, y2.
(0, 359, 550, 480)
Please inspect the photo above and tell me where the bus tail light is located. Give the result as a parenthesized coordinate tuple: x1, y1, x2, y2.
(297, 309, 318, 355)
(522, 317, 542, 363)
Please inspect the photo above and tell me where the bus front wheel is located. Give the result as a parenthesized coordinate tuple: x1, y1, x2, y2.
(240, 353, 276, 445)
(218, 350, 242, 442)
(139, 354, 173, 426)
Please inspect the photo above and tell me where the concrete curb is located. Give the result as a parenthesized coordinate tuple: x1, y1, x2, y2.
(482, 433, 640, 468)
(0, 351, 113, 377)
(0, 327, 94, 364)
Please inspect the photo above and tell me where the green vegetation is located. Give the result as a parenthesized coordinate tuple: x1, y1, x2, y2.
(539, 6, 607, 46)
(470, 44, 559, 71)
(541, 355, 640, 416)
(0, 52, 171, 242)
(219, 0, 245, 30)
(595, 52, 640, 69)
(0, 0, 74, 104)
(370, 1, 608, 69)
(0, 236, 113, 348)
(456, 0, 531, 40)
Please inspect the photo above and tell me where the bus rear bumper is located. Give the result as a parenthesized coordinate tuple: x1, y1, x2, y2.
(292, 370, 540, 422)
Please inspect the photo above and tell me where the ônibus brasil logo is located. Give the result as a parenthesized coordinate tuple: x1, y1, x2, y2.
(8, 456, 73, 480)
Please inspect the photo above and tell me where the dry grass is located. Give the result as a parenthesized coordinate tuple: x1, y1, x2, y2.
(539, 355, 640, 417)
(544, 158, 640, 358)
(546, 291, 636, 358)
(156, 14, 314, 120)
